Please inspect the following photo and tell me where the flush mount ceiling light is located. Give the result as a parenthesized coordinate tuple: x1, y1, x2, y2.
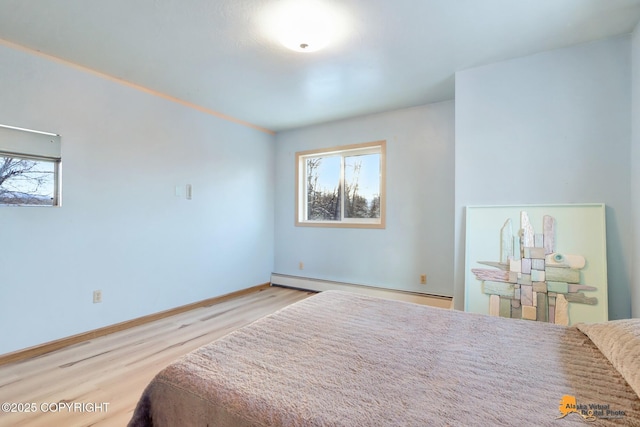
(263, 0, 348, 53)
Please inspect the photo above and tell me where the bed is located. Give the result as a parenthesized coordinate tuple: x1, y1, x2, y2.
(128, 290, 640, 426)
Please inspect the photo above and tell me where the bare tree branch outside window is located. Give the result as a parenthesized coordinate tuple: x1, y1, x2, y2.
(344, 156, 380, 219)
(0, 156, 56, 205)
(306, 157, 341, 220)
(305, 153, 380, 221)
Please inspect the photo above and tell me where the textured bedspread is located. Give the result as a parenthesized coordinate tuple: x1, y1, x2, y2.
(129, 291, 640, 426)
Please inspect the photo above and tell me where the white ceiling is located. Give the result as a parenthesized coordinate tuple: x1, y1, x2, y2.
(1, 0, 640, 132)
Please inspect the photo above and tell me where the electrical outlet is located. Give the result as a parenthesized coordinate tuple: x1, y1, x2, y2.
(93, 290, 102, 304)
(299, 261, 304, 270)
(420, 274, 427, 285)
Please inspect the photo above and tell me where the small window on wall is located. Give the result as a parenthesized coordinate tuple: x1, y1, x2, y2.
(0, 124, 61, 206)
(296, 140, 385, 228)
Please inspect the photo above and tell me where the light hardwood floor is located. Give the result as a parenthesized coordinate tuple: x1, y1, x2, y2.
(0, 286, 313, 427)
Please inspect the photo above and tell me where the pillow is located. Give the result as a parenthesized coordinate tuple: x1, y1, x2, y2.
(577, 319, 640, 398)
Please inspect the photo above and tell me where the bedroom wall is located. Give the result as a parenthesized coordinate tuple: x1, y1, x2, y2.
(0, 42, 276, 355)
(273, 102, 455, 297)
(632, 23, 640, 319)
(454, 36, 632, 319)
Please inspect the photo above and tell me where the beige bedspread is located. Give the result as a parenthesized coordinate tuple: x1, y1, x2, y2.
(129, 290, 640, 426)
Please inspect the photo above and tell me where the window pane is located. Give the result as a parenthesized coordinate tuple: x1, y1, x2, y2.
(0, 156, 57, 206)
(344, 153, 380, 219)
(296, 140, 385, 228)
(306, 155, 341, 220)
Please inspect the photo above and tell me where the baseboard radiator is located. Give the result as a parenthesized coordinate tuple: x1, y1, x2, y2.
(270, 273, 453, 309)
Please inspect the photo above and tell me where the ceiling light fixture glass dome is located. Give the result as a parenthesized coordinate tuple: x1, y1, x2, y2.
(264, 0, 347, 53)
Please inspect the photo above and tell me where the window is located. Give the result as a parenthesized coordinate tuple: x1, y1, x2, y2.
(296, 140, 385, 228)
(0, 124, 61, 206)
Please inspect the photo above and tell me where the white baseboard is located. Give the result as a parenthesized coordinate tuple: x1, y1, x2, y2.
(270, 273, 453, 309)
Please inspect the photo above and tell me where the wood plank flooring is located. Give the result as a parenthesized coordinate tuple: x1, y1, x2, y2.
(0, 286, 313, 427)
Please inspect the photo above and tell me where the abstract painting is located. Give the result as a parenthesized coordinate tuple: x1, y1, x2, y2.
(465, 204, 608, 325)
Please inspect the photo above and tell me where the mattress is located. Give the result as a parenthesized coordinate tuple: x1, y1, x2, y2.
(129, 290, 640, 426)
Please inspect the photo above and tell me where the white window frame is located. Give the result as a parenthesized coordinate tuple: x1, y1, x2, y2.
(0, 124, 62, 207)
(295, 140, 386, 229)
